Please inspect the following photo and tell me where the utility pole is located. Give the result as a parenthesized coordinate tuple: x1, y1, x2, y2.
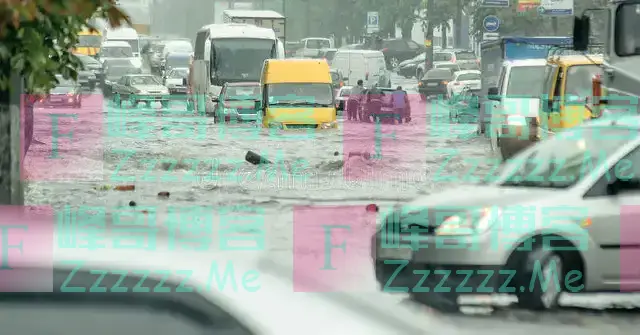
(454, 0, 462, 48)
(424, 0, 434, 72)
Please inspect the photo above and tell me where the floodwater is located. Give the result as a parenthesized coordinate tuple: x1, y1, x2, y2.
(23, 74, 640, 333)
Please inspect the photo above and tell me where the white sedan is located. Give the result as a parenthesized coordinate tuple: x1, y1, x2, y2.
(446, 70, 481, 99)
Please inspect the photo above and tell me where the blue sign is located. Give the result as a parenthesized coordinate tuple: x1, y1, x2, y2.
(481, 0, 509, 7)
(483, 16, 500, 32)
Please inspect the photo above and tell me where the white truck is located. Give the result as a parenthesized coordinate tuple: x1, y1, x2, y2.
(222, 10, 286, 43)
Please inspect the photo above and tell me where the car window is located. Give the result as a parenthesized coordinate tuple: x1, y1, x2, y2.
(407, 40, 420, 50)
(455, 51, 476, 60)
(496, 128, 636, 188)
(456, 73, 480, 81)
(542, 64, 559, 98)
(586, 144, 640, 197)
(387, 39, 407, 50)
(459, 62, 479, 70)
(506, 65, 546, 97)
(55, 75, 75, 86)
(436, 64, 459, 71)
(306, 39, 330, 49)
(434, 52, 453, 61)
(424, 69, 452, 79)
(118, 77, 127, 85)
(496, 65, 507, 93)
(168, 69, 188, 78)
(564, 64, 601, 99)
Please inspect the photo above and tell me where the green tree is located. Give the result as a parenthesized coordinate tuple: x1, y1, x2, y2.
(0, 0, 130, 93)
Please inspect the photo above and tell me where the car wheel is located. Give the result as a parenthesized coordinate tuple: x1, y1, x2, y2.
(389, 57, 400, 69)
(515, 246, 563, 311)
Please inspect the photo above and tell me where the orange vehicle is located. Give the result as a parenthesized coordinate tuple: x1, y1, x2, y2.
(73, 28, 102, 56)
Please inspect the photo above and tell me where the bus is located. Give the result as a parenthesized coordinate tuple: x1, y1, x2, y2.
(74, 28, 103, 56)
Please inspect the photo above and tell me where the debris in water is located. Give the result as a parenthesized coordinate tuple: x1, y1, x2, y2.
(157, 191, 170, 198)
(129, 200, 136, 207)
(245, 150, 272, 165)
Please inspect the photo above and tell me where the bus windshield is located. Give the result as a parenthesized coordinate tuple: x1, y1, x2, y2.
(78, 35, 102, 47)
(211, 39, 275, 81)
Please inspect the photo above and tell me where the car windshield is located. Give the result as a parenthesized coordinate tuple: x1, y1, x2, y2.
(434, 53, 453, 61)
(456, 73, 480, 81)
(130, 76, 161, 85)
(168, 69, 188, 78)
(459, 62, 480, 70)
(506, 65, 546, 97)
(267, 83, 333, 106)
(565, 64, 601, 99)
(425, 69, 452, 79)
(109, 39, 139, 53)
(456, 51, 476, 60)
(225, 86, 260, 100)
(75, 54, 100, 66)
(55, 75, 75, 86)
(77, 35, 102, 47)
(496, 128, 636, 188)
(101, 46, 133, 58)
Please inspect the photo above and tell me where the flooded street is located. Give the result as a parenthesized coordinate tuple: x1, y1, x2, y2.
(23, 74, 640, 333)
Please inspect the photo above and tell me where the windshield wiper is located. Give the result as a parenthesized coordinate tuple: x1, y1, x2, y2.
(501, 179, 569, 189)
(271, 101, 331, 107)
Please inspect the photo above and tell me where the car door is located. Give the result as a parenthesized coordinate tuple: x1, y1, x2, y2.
(582, 144, 640, 289)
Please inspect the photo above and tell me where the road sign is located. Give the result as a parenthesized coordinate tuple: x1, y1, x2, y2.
(366, 12, 379, 33)
(481, 0, 509, 7)
(483, 32, 499, 41)
(483, 15, 500, 32)
(539, 0, 573, 15)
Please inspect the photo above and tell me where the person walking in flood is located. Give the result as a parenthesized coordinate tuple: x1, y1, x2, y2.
(347, 79, 365, 121)
(391, 86, 410, 123)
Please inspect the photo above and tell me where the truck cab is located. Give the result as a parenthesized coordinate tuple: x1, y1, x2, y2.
(573, 0, 640, 117)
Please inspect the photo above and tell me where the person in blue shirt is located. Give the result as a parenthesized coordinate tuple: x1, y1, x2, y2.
(391, 86, 410, 123)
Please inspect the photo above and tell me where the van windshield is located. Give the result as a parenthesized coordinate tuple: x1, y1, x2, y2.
(78, 35, 102, 47)
(506, 65, 546, 97)
(101, 46, 133, 58)
(267, 83, 333, 106)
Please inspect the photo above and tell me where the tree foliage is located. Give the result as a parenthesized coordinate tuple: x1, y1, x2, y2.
(0, 0, 130, 93)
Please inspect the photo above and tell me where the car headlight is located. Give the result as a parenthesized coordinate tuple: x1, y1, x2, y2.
(319, 121, 337, 129)
(436, 207, 502, 236)
(268, 122, 284, 129)
(506, 114, 526, 126)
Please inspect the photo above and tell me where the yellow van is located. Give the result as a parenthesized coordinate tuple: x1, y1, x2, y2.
(539, 55, 602, 134)
(257, 59, 337, 129)
(73, 28, 102, 56)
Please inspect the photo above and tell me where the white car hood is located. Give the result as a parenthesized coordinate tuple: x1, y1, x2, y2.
(133, 84, 166, 91)
(500, 97, 540, 117)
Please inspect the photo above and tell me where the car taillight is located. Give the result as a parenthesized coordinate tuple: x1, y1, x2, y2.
(442, 81, 448, 85)
(67, 93, 74, 96)
(382, 48, 388, 52)
(451, 55, 456, 62)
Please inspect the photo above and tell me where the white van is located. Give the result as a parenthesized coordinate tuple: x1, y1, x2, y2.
(103, 27, 142, 67)
(295, 37, 333, 58)
(487, 58, 548, 160)
(330, 50, 391, 87)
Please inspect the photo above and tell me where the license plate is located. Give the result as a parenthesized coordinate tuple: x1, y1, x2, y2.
(427, 83, 437, 87)
(377, 247, 412, 260)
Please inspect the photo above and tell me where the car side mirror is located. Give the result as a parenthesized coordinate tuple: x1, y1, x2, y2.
(487, 87, 500, 101)
(254, 100, 262, 111)
(573, 15, 591, 51)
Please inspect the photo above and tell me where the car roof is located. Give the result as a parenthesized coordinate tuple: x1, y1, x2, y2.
(506, 58, 548, 66)
(11, 222, 440, 334)
(455, 70, 481, 76)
